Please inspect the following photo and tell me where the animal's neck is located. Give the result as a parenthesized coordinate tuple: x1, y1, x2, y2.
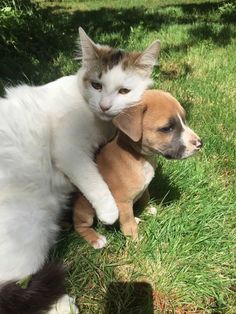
(115, 132, 145, 161)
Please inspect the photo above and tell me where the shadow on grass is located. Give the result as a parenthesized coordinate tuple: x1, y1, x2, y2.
(188, 23, 236, 46)
(0, 1, 234, 312)
(105, 282, 154, 314)
(149, 165, 181, 206)
(1, 0, 235, 95)
(130, 162, 181, 222)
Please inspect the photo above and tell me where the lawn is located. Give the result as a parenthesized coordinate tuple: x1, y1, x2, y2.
(0, 0, 236, 313)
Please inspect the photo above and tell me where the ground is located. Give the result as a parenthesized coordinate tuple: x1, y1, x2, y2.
(0, 0, 235, 313)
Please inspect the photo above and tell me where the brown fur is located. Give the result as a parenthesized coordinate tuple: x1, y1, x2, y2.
(73, 90, 202, 246)
(83, 47, 149, 80)
(79, 27, 160, 83)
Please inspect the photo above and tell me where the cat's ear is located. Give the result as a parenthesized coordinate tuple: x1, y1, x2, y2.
(78, 27, 99, 62)
(135, 40, 161, 74)
(113, 104, 146, 142)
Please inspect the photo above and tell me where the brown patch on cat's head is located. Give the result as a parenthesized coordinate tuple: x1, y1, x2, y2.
(95, 47, 151, 75)
(78, 27, 161, 77)
(97, 47, 126, 71)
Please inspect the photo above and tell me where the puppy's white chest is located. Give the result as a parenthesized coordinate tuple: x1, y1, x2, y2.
(142, 161, 155, 189)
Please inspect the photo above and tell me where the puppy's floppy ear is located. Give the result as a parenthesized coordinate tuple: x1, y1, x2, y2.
(113, 104, 146, 142)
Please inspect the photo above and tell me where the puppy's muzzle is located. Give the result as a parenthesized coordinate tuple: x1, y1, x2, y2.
(194, 139, 203, 149)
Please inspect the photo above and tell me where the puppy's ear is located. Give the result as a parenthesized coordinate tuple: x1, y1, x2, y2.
(113, 104, 146, 142)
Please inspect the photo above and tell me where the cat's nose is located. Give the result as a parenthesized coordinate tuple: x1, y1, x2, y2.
(100, 104, 111, 112)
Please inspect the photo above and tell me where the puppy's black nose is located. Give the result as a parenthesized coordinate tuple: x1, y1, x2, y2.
(196, 139, 203, 149)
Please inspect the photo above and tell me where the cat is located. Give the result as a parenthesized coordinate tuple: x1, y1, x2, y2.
(0, 27, 160, 313)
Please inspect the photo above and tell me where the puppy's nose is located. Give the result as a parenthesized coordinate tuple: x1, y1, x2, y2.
(195, 139, 203, 149)
(100, 104, 111, 112)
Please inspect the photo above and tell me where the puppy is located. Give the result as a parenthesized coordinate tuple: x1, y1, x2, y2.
(73, 90, 202, 248)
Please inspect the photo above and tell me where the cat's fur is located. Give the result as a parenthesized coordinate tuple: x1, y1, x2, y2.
(0, 27, 160, 312)
(0, 264, 66, 314)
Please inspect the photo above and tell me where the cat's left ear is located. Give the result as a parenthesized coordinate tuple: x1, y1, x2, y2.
(77, 27, 99, 63)
(135, 40, 161, 74)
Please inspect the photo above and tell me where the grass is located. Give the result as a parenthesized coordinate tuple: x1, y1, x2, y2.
(1, 0, 236, 313)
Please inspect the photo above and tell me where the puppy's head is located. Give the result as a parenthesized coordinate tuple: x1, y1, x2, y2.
(113, 90, 202, 159)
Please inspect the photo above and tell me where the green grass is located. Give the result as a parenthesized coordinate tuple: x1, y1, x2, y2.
(1, 0, 236, 313)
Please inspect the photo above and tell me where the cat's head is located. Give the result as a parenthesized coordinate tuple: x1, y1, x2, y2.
(77, 27, 161, 121)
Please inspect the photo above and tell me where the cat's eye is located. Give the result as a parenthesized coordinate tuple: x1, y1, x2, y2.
(91, 81, 102, 90)
(119, 88, 130, 95)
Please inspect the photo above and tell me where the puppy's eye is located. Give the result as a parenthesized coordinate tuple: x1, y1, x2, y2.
(119, 88, 130, 95)
(91, 81, 102, 90)
(158, 126, 174, 133)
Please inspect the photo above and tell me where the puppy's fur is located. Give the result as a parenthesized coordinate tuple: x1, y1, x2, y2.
(73, 90, 202, 248)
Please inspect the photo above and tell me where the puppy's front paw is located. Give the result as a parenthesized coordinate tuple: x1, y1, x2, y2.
(134, 217, 141, 224)
(97, 203, 119, 225)
(121, 220, 138, 240)
(148, 206, 157, 215)
(92, 235, 107, 249)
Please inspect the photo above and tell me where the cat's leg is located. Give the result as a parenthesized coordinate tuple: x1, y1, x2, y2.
(74, 194, 107, 249)
(118, 201, 138, 240)
(54, 144, 119, 225)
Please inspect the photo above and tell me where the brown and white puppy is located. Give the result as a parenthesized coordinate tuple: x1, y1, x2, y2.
(73, 90, 202, 248)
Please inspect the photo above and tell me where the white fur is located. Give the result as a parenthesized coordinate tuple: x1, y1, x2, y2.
(178, 114, 200, 158)
(82, 64, 152, 120)
(93, 235, 107, 250)
(0, 29, 160, 314)
(148, 206, 157, 215)
(0, 63, 152, 282)
(142, 161, 155, 189)
(48, 294, 78, 314)
(134, 160, 155, 203)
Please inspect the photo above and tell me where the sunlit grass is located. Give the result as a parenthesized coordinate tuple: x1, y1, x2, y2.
(1, 0, 235, 312)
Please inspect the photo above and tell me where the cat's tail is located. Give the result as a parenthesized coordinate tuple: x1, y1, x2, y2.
(0, 263, 66, 314)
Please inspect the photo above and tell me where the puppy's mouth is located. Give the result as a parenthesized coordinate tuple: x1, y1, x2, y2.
(162, 147, 201, 160)
(163, 154, 175, 160)
(149, 147, 186, 160)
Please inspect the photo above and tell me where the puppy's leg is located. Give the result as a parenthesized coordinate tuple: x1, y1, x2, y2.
(136, 188, 150, 208)
(118, 201, 138, 240)
(134, 189, 149, 223)
(73, 196, 107, 249)
(136, 189, 157, 215)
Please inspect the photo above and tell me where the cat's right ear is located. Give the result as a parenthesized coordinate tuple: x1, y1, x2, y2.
(135, 40, 161, 74)
(77, 27, 99, 63)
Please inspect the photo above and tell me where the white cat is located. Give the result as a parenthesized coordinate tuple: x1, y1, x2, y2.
(0, 28, 160, 313)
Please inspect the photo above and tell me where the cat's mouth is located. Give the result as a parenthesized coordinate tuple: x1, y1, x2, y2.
(97, 112, 116, 121)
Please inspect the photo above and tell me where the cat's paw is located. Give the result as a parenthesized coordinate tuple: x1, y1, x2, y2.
(92, 235, 107, 249)
(97, 204, 119, 225)
(48, 294, 78, 314)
